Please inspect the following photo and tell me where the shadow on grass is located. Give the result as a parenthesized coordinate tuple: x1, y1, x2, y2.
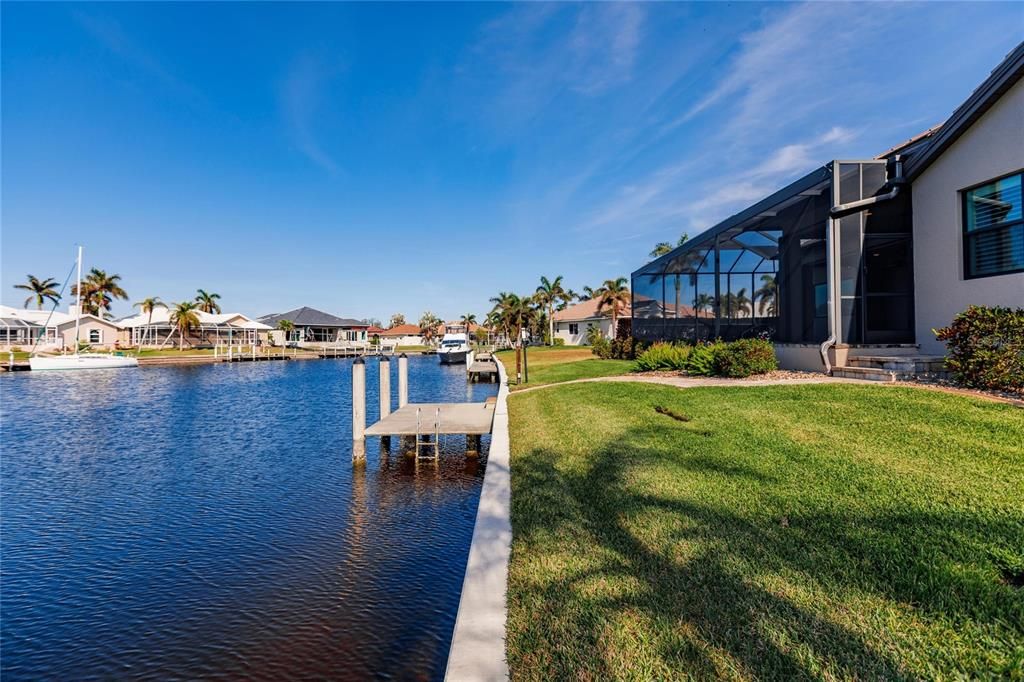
(508, 421, 1024, 680)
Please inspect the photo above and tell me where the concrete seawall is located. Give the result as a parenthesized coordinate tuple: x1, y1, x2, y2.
(445, 358, 511, 680)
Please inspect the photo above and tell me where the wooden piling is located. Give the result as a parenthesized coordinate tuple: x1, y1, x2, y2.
(352, 357, 366, 446)
(379, 354, 391, 420)
(398, 353, 409, 408)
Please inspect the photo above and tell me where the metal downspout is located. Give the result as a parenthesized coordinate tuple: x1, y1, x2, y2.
(819, 214, 838, 374)
(820, 157, 906, 373)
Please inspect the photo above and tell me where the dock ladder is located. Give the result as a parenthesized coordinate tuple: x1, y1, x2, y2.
(415, 406, 441, 458)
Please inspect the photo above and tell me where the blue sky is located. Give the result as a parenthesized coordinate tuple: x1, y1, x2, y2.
(3, 2, 1022, 322)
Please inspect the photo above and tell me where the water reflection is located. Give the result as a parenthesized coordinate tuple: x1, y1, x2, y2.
(1, 356, 495, 680)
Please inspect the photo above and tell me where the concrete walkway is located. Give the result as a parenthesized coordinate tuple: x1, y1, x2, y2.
(445, 360, 511, 680)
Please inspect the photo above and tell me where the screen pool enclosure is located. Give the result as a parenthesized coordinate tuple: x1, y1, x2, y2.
(631, 157, 916, 347)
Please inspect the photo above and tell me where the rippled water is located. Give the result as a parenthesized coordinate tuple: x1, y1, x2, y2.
(1, 356, 496, 680)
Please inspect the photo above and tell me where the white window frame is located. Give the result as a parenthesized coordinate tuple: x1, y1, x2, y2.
(88, 328, 103, 344)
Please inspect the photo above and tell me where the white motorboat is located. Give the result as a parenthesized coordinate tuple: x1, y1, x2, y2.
(28, 246, 139, 371)
(30, 353, 139, 371)
(437, 332, 470, 364)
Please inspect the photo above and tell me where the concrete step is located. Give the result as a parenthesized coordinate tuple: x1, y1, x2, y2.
(847, 355, 947, 373)
(842, 344, 920, 357)
(833, 366, 897, 382)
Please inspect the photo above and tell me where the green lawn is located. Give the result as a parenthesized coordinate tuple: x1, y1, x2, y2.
(496, 346, 633, 389)
(507, 382, 1024, 680)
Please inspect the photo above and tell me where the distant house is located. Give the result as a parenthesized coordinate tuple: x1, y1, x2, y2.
(552, 299, 632, 345)
(1, 304, 127, 351)
(257, 307, 370, 344)
(119, 309, 270, 348)
(378, 323, 425, 346)
(1, 305, 64, 350)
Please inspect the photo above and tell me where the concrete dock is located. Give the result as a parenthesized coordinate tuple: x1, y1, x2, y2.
(365, 401, 496, 436)
(466, 351, 499, 383)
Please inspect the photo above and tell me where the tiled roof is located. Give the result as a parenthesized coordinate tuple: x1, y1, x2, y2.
(379, 324, 422, 336)
(552, 299, 631, 322)
(257, 307, 367, 328)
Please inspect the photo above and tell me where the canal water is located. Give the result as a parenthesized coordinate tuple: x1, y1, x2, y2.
(0, 356, 497, 680)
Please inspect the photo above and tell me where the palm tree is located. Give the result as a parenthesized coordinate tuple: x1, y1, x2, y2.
(693, 293, 715, 315)
(755, 274, 778, 317)
(460, 312, 477, 330)
(649, 242, 673, 259)
(488, 292, 516, 347)
(194, 289, 222, 314)
(559, 289, 579, 311)
(578, 285, 600, 302)
(72, 268, 128, 317)
(733, 288, 752, 318)
(133, 297, 166, 345)
(14, 275, 61, 310)
(649, 233, 690, 260)
(419, 311, 443, 346)
(596, 277, 630, 337)
(169, 301, 201, 350)
(489, 293, 536, 381)
(275, 319, 295, 348)
(535, 275, 567, 345)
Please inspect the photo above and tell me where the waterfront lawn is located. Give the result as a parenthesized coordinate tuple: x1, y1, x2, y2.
(507, 382, 1024, 680)
(496, 346, 633, 389)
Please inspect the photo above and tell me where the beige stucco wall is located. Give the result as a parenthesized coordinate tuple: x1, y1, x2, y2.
(912, 78, 1024, 355)
(554, 318, 611, 345)
(58, 318, 125, 349)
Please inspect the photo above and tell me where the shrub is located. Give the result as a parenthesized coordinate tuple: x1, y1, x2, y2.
(590, 336, 612, 359)
(684, 341, 723, 376)
(609, 336, 638, 359)
(934, 305, 1024, 391)
(552, 337, 565, 346)
(713, 338, 778, 377)
(634, 343, 691, 372)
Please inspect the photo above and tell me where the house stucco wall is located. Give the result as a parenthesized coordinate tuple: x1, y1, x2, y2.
(58, 318, 125, 349)
(554, 318, 612, 345)
(912, 78, 1024, 355)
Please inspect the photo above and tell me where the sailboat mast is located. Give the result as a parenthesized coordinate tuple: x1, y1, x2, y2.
(74, 245, 83, 352)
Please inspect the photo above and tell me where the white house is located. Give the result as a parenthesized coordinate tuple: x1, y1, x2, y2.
(118, 309, 270, 348)
(904, 44, 1024, 354)
(377, 324, 425, 346)
(1, 304, 125, 351)
(552, 299, 631, 346)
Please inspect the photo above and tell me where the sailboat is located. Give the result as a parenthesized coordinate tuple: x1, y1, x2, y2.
(29, 247, 139, 371)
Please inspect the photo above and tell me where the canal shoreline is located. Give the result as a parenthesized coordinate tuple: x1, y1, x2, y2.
(2, 349, 438, 372)
(445, 357, 512, 680)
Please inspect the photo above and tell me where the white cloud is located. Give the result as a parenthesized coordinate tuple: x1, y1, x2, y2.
(280, 52, 342, 173)
(749, 126, 857, 178)
(74, 11, 204, 104)
(673, 3, 893, 140)
(463, 3, 647, 132)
